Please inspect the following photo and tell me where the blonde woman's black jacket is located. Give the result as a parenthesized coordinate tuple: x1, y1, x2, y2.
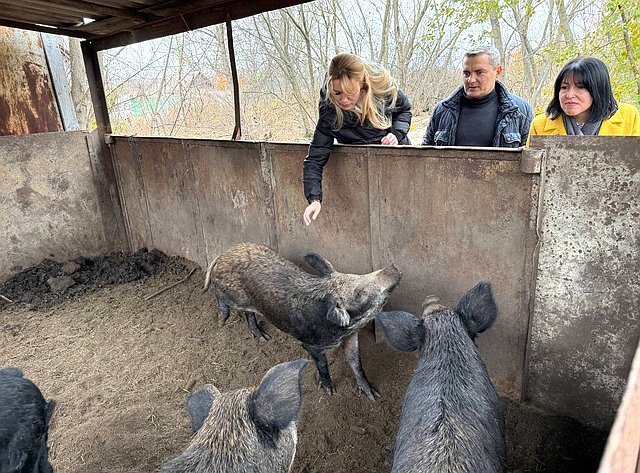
(303, 89, 412, 204)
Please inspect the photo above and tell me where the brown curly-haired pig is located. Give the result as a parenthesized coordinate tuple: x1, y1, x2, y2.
(203, 242, 402, 400)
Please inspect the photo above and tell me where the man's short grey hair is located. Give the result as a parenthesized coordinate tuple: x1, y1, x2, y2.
(464, 45, 501, 67)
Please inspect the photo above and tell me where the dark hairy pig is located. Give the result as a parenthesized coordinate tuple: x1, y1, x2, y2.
(0, 367, 56, 473)
(161, 359, 308, 473)
(376, 282, 505, 473)
(203, 242, 402, 400)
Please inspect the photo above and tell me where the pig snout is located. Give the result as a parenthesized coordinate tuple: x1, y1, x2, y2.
(345, 264, 402, 317)
(375, 264, 402, 305)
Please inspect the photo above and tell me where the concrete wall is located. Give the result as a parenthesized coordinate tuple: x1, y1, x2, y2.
(0, 131, 112, 281)
(527, 136, 640, 430)
(111, 137, 539, 399)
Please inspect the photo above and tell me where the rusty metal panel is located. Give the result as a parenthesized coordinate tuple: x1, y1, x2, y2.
(521, 148, 543, 174)
(111, 137, 276, 269)
(138, 140, 207, 265)
(110, 138, 537, 400)
(0, 27, 62, 135)
(190, 139, 276, 266)
(368, 146, 537, 397)
(266, 141, 539, 402)
(528, 136, 640, 430)
(0, 131, 111, 282)
(267, 143, 374, 272)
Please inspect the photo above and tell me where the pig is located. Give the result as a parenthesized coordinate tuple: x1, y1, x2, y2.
(375, 282, 505, 473)
(161, 359, 309, 473)
(203, 242, 402, 400)
(0, 367, 56, 473)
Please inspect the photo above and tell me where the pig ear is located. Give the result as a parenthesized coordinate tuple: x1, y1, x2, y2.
(249, 359, 309, 436)
(303, 252, 336, 276)
(325, 294, 350, 326)
(456, 282, 498, 339)
(375, 311, 424, 352)
(45, 400, 56, 425)
(0, 367, 24, 377)
(186, 384, 220, 432)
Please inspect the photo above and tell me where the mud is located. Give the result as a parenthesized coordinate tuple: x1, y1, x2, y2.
(0, 251, 607, 472)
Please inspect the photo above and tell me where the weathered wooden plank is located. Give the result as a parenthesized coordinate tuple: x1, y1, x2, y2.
(42, 33, 79, 131)
(598, 340, 640, 473)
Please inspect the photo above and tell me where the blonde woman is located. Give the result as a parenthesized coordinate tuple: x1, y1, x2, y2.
(302, 53, 412, 226)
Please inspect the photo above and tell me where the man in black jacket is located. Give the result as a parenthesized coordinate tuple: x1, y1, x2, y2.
(302, 53, 412, 226)
(422, 45, 532, 148)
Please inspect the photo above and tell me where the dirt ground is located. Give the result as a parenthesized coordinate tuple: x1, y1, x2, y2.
(0, 250, 607, 473)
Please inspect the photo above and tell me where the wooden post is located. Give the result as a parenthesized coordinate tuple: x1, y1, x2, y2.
(226, 15, 242, 140)
(80, 40, 128, 252)
(81, 40, 111, 135)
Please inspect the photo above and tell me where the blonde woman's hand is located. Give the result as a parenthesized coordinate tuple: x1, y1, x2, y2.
(381, 133, 399, 145)
(303, 201, 322, 226)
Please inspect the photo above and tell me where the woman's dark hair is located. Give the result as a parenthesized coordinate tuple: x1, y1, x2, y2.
(546, 57, 618, 121)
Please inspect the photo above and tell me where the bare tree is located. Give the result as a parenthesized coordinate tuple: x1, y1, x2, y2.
(65, 0, 627, 141)
(616, 2, 640, 95)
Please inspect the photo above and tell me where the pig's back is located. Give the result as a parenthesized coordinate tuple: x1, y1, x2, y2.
(213, 243, 310, 294)
(212, 243, 345, 342)
(392, 320, 504, 473)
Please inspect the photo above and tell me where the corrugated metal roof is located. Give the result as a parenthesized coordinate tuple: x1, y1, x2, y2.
(0, 0, 314, 50)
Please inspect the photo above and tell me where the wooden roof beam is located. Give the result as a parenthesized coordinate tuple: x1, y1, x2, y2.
(88, 0, 313, 51)
(53, 0, 161, 22)
(20, 0, 103, 21)
(1, 4, 83, 27)
(0, 17, 94, 38)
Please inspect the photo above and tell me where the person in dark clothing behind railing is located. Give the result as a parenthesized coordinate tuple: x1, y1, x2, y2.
(302, 53, 412, 226)
(422, 45, 532, 148)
